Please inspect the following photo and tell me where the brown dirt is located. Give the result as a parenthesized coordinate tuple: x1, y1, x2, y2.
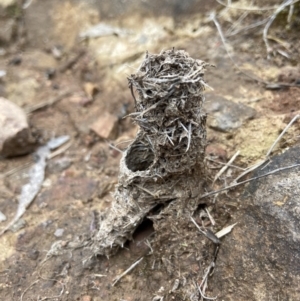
(0, 1, 299, 300)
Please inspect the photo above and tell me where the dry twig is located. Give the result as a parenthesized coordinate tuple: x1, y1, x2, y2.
(216, 0, 278, 11)
(213, 150, 240, 184)
(25, 90, 73, 114)
(200, 163, 300, 199)
(263, 0, 299, 57)
(112, 257, 144, 286)
(58, 49, 85, 73)
(210, 7, 300, 88)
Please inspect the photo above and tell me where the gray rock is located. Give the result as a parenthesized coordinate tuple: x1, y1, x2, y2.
(204, 93, 256, 132)
(54, 228, 64, 237)
(0, 97, 36, 157)
(211, 145, 300, 300)
(47, 157, 72, 173)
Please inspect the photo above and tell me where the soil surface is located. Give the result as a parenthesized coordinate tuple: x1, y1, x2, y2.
(0, 1, 299, 300)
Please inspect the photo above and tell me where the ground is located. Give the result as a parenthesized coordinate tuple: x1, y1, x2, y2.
(0, 1, 299, 300)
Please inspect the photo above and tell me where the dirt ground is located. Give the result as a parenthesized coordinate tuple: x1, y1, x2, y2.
(0, 0, 300, 300)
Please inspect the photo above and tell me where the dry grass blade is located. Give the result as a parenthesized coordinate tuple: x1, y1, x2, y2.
(48, 140, 73, 159)
(1, 162, 32, 179)
(20, 280, 39, 301)
(266, 114, 299, 157)
(200, 163, 300, 199)
(213, 150, 240, 184)
(25, 90, 73, 114)
(215, 223, 237, 238)
(263, 0, 299, 57)
(232, 159, 266, 184)
(206, 157, 244, 170)
(210, 9, 300, 88)
(216, 0, 278, 11)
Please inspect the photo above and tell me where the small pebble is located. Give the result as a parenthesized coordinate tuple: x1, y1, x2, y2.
(54, 228, 64, 237)
(27, 249, 39, 260)
(10, 219, 26, 232)
(0, 210, 7, 222)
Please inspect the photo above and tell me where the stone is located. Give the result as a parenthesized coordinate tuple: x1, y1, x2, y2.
(90, 112, 118, 139)
(204, 93, 256, 132)
(47, 157, 72, 173)
(206, 143, 227, 162)
(27, 249, 39, 260)
(54, 228, 64, 237)
(0, 97, 36, 157)
(211, 145, 300, 300)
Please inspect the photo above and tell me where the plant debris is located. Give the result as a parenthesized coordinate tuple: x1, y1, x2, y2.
(0, 136, 70, 236)
(92, 49, 210, 256)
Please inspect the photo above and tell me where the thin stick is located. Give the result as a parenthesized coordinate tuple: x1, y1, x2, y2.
(197, 283, 217, 301)
(48, 141, 73, 159)
(206, 157, 245, 170)
(190, 216, 207, 237)
(112, 257, 144, 286)
(210, 11, 300, 88)
(287, 3, 294, 23)
(115, 139, 134, 146)
(1, 162, 32, 178)
(226, 10, 249, 36)
(263, 0, 298, 57)
(20, 280, 39, 301)
(193, 261, 217, 300)
(58, 50, 85, 73)
(186, 123, 192, 152)
(107, 143, 124, 154)
(25, 90, 73, 114)
(216, 0, 278, 11)
(213, 150, 240, 184)
(266, 114, 299, 157)
(199, 163, 300, 199)
(231, 159, 266, 184)
(199, 262, 215, 288)
(205, 208, 216, 226)
(227, 18, 269, 37)
(209, 12, 266, 84)
(190, 216, 220, 245)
